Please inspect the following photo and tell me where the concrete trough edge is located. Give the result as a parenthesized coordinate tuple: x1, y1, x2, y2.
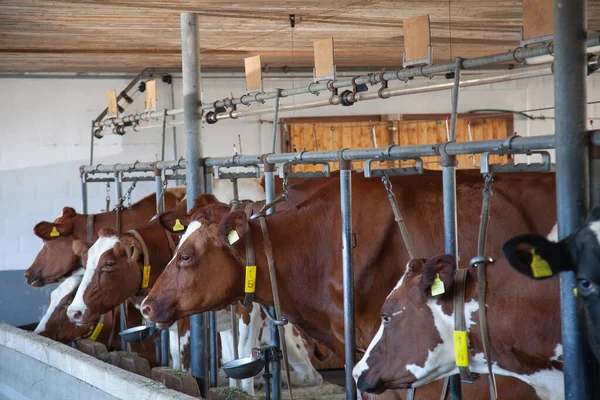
(0, 323, 197, 400)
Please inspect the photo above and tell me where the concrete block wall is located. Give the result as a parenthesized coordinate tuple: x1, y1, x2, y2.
(2, 71, 600, 324)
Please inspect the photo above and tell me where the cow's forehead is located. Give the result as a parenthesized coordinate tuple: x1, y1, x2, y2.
(386, 260, 415, 300)
(176, 220, 202, 250)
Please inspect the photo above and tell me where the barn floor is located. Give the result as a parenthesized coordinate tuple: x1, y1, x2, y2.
(254, 381, 345, 400)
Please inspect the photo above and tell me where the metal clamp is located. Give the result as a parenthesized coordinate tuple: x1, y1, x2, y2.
(278, 161, 331, 179)
(469, 256, 493, 268)
(214, 164, 261, 180)
(259, 304, 288, 326)
(364, 158, 424, 178)
(480, 151, 551, 174)
(378, 71, 390, 99)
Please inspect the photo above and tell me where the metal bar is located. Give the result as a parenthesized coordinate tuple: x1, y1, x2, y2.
(339, 159, 356, 400)
(170, 81, 180, 184)
(155, 169, 164, 212)
(89, 121, 95, 165)
(93, 37, 600, 129)
(208, 312, 218, 388)
(80, 135, 564, 176)
(119, 304, 127, 351)
(445, 58, 463, 400)
(161, 329, 170, 367)
(101, 65, 553, 134)
(80, 172, 88, 214)
(182, 12, 208, 397)
(554, 0, 594, 399)
(263, 163, 281, 400)
(271, 89, 282, 153)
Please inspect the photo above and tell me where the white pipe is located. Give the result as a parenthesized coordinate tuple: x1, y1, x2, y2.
(526, 45, 600, 65)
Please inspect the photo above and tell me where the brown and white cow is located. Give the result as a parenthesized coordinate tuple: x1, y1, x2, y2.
(141, 170, 555, 398)
(25, 188, 187, 287)
(353, 255, 563, 400)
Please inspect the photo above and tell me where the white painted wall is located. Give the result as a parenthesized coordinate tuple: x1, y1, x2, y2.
(1, 72, 600, 272)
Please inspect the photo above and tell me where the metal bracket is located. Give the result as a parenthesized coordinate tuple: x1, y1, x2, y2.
(213, 164, 261, 180)
(278, 161, 330, 179)
(403, 45, 433, 68)
(364, 158, 424, 178)
(259, 304, 288, 326)
(480, 151, 552, 174)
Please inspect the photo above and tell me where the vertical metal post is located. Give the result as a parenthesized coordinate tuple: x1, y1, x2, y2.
(271, 89, 282, 153)
(182, 12, 208, 397)
(340, 158, 356, 400)
(154, 167, 170, 367)
(203, 167, 218, 388)
(554, 1, 595, 399)
(264, 161, 281, 400)
(171, 83, 180, 185)
(113, 170, 128, 352)
(445, 57, 463, 400)
(80, 171, 88, 214)
(89, 121, 95, 166)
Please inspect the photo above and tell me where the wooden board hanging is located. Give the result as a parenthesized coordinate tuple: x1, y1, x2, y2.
(145, 80, 157, 111)
(403, 15, 431, 63)
(107, 89, 118, 117)
(244, 55, 262, 92)
(522, 0, 553, 40)
(313, 38, 335, 80)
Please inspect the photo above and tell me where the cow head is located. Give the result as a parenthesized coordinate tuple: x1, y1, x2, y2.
(141, 202, 247, 328)
(354, 255, 466, 393)
(34, 269, 93, 342)
(67, 228, 144, 325)
(502, 208, 600, 360)
(26, 207, 80, 287)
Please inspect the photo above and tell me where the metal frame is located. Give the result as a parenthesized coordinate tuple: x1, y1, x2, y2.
(78, 3, 600, 399)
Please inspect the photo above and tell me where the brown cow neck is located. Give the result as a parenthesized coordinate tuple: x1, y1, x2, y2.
(127, 223, 178, 308)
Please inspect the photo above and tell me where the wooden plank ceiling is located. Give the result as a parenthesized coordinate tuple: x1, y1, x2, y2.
(1, 0, 600, 73)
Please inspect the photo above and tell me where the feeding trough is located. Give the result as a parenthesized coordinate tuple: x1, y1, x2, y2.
(222, 356, 266, 380)
(119, 324, 156, 343)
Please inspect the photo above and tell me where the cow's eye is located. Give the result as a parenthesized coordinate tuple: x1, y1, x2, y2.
(106, 261, 114, 268)
(578, 278, 595, 295)
(180, 254, 191, 263)
(381, 314, 392, 324)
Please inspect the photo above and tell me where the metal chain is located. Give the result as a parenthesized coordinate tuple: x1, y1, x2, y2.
(157, 177, 168, 213)
(282, 169, 290, 200)
(114, 181, 137, 211)
(483, 172, 494, 198)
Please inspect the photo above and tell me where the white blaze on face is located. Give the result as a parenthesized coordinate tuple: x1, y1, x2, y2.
(353, 323, 384, 383)
(168, 221, 202, 266)
(589, 221, 600, 245)
(68, 236, 119, 320)
(35, 269, 85, 334)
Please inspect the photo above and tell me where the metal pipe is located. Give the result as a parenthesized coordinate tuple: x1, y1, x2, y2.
(155, 170, 163, 213)
(263, 163, 281, 400)
(339, 159, 356, 400)
(554, 0, 594, 399)
(182, 12, 208, 396)
(119, 304, 127, 351)
(209, 312, 218, 388)
(92, 37, 600, 130)
(80, 173, 88, 214)
(80, 135, 563, 175)
(170, 81, 179, 184)
(103, 65, 553, 135)
(89, 122, 95, 165)
(271, 89, 282, 153)
(161, 329, 170, 367)
(446, 58, 463, 400)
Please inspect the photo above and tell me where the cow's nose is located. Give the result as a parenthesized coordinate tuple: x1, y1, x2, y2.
(23, 271, 30, 281)
(141, 304, 152, 319)
(67, 307, 83, 322)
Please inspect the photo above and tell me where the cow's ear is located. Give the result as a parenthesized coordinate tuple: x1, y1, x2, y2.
(120, 236, 142, 262)
(72, 240, 90, 258)
(34, 221, 72, 240)
(218, 210, 247, 246)
(159, 211, 192, 235)
(502, 233, 572, 279)
(191, 194, 220, 211)
(61, 207, 77, 218)
(419, 254, 456, 300)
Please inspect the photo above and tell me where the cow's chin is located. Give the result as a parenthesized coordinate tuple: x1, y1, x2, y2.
(155, 319, 177, 329)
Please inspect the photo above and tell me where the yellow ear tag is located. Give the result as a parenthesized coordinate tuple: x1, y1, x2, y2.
(431, 273, 446, 296)
(50, 226, 60, 237)
(574, 287, 578, 297)
(89, 322, 104, 341)
(245, 266, 257, 293)
(228, 229, 240, 245)
(530, 249, 553, 278)
(141, 265, 151, 288)
(172, 219, 185, 232)
(454, 330, 469, 367)
(131, 248, 136, 260)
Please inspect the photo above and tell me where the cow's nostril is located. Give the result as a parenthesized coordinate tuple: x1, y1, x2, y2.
(142, 305, 152, 317)
(72, 311, 82, 321)
(24, 272, 30, 280)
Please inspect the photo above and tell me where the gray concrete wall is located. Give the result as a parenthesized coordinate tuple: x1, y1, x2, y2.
(0, 271, 57, 327)
(0, 323, 196, 400)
